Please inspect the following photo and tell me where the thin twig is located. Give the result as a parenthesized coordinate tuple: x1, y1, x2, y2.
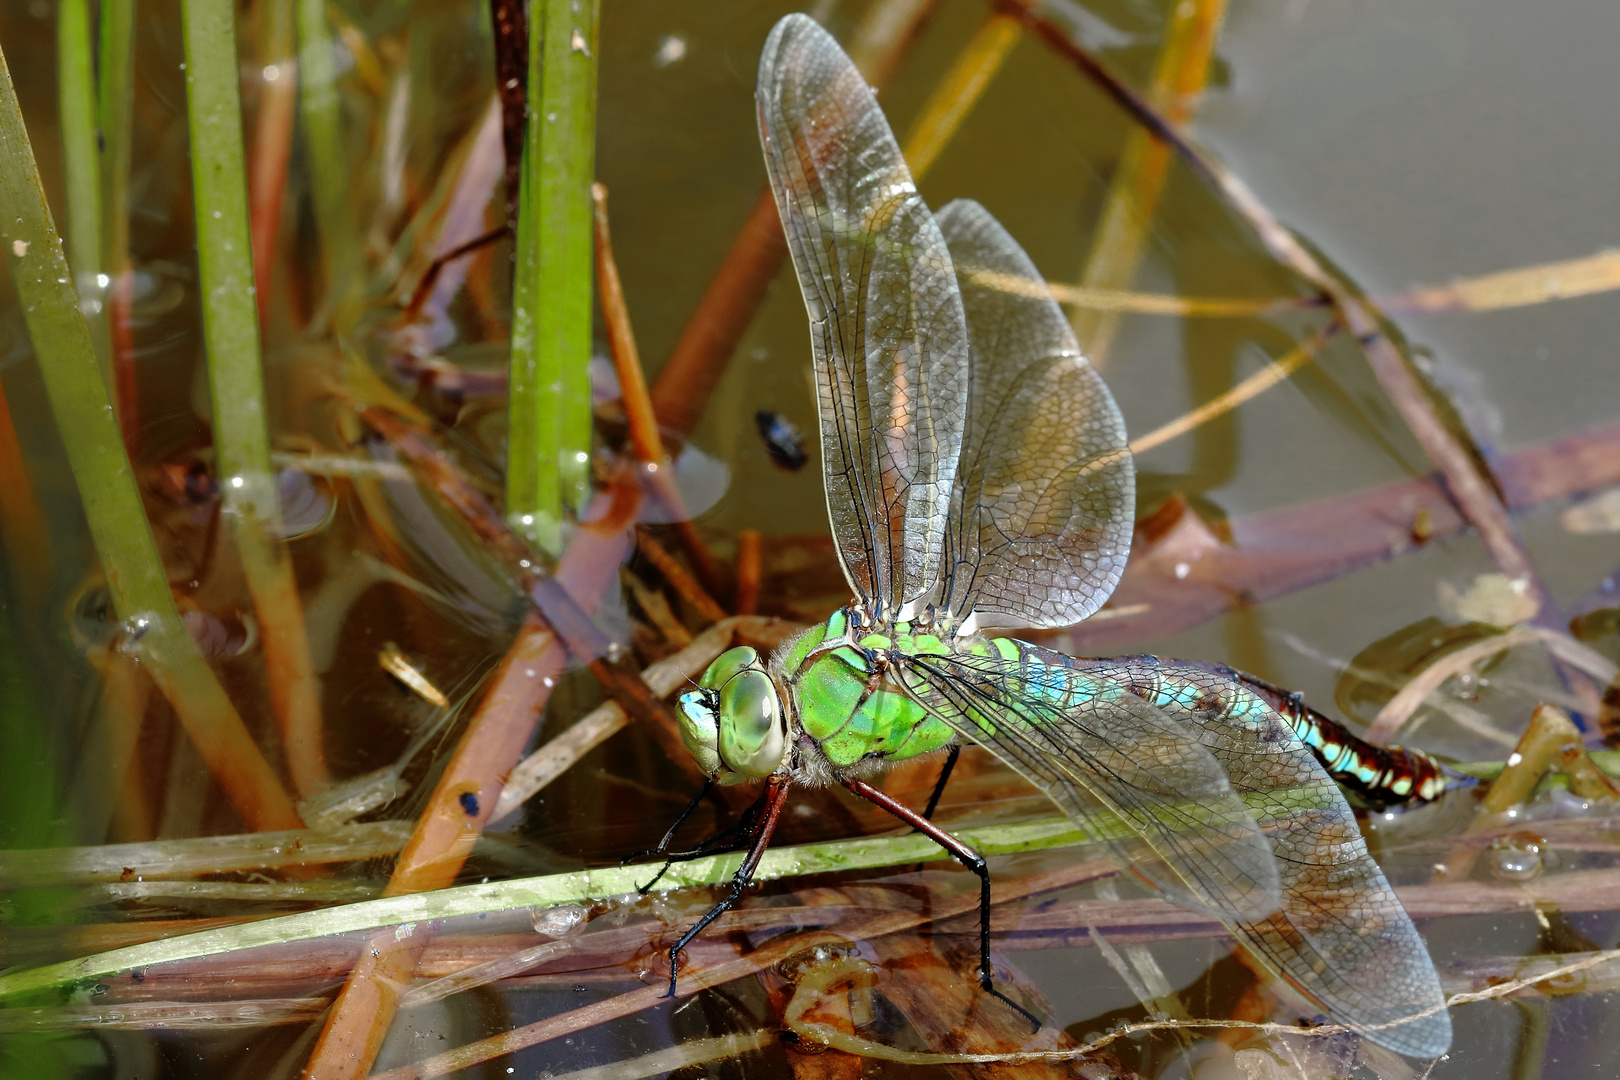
(489, 0, 527, 226)
(1367, 626, 1540, 745)
(591, 181, 725, 594)
(0, 821, 413, 890)
(592, 182, 663, 467)
(638, 530, 728, 624)
(398, 224, 510, 325)
(1129, 324, 1335, 456)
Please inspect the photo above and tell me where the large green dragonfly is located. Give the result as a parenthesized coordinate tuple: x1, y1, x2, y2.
(661, 13, 1449, 1059)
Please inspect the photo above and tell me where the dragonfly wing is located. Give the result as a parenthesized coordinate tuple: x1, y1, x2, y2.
(1096, 659, 1452, 1058)
(933, 200, 1134, 630)
(901, 650, 1282, 922)
(757, 15, 968, 620)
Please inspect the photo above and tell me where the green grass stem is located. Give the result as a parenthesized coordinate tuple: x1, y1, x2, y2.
(0, 815, 1086, 1000)
(294, 0, 357, 315)
(0, 38, 302, 836)
(95, 0, 133, 280)
(181, 0, 329, 797)
(96, 0, 135, 440)
(506, 0, 600, 555)
(55, 0, 110, 391)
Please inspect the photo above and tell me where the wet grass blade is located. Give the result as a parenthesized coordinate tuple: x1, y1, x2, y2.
(295, 0, 357, 314)
(0, 816, 1090, 999)
(56, 0, 109, 390)
(97, 0, 136, 444)
(181, 0, 329, 798)
(0, 39, 302, 834)
(506, 0, 599, 555)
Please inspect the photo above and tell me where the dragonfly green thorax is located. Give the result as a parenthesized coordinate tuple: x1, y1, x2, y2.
(653, 13, 1452, 1060)
(676, 607, 974, 788)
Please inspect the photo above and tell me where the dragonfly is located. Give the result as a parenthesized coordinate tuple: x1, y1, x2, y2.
(654, 13, 1451, 1059)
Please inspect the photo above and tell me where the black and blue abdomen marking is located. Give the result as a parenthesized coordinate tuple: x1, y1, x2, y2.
(1101, 655, 1450, 808)
(979, 642, 1448, 809)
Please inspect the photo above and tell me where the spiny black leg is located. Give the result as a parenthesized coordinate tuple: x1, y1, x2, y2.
(635, 809, 759, 894)
(920, 743, 961, 822)
(843, 775, 1041, 1033)
(623, 778, 715, 891)
(666, 774, 791, 998)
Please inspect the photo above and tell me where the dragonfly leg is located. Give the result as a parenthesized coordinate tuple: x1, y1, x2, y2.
(665, 773, 792, 999)
(842, 776, 1041, 1033)
(623, 778, 720, 892)
(635, 807, 760, 893)
(919, 743, 961, 822)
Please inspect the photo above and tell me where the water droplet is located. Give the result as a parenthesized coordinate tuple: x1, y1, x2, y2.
(652, 35, 686, 68)
(1489, 832, 1545, 882)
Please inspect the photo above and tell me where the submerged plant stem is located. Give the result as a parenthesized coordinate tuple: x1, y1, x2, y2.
(180, 0, 329, 797)
(0, 42, 301, 834)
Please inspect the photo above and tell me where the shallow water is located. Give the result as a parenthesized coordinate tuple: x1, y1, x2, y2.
(3, 0, 1620, 1077)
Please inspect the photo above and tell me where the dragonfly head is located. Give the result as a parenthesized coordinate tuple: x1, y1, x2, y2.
(675, 646, 788, 785)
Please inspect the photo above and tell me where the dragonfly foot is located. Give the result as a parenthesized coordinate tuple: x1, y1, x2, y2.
(984, 978, 1041, 1034)
(635, 863, 672, 895)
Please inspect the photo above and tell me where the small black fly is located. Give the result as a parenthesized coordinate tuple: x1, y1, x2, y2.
(754, 410, 807, 471)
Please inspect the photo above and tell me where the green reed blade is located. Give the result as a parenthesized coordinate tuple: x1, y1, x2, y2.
(56, 0, 110, 390)
(506, 0, 600, 555)
(0, 38, 301, 834)
(0, 815, 1087, 1000)
(181, 0, 329, 797)
(96, 0, 133, 281)
(295, 0, 357, 312)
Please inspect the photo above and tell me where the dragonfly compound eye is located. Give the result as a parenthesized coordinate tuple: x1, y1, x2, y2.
(701, 646, 761, 690)
(717, 669, 786, 780)
(675, 688, 725, 778)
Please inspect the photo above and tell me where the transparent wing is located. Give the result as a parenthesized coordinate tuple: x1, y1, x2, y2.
(757, 15, 968, 621)
(900, 648, 1282, 922)
(1093, 658, 1452, 1058)
(933, 200, 1134, 630)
